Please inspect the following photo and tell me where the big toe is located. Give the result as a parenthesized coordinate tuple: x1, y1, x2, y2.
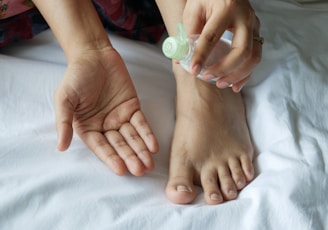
(166, 178, 196, 204)
(165, 162, 196, 204)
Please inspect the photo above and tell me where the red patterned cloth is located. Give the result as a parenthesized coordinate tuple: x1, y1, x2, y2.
(0, 0, 34, 19)
(94, 0, 165, 43)
(0, 0, 165, 48)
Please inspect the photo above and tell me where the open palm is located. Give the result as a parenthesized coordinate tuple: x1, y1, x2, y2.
(54, 47, 159, 176)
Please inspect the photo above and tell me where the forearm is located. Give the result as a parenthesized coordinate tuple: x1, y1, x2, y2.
(155, 0, 186, 36)
(33, 0, 111, 61)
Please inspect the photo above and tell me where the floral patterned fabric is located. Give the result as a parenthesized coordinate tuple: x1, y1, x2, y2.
(94, 0, 165, 43)
(0, 0, 165, 48)
(0, 0, 34, 19)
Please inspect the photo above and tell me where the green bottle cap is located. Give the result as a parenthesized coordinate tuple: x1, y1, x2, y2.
(162, 23, 189, 60)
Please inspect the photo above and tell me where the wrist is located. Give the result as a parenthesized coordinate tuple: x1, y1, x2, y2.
(33, 0, 112, 60)
(65, 36, 113, 63)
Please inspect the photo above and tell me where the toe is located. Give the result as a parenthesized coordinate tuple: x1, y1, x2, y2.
(201, 168, 223, 205)
(218, 165, 238, 200)
(166, 176, 196, 205)
(229, 158, 247, 190)
(166, 157, 196, 204)
(240, 155, 255, 182)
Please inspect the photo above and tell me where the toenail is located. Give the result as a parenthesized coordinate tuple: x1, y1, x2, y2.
(177, 185, 192, 193)
(210, 193, 223, 202)
(237, 181, 246, 188)
(228, 190, 237, 197)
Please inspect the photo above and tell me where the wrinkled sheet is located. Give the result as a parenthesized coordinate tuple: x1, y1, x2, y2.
(0, 0, 327, 229)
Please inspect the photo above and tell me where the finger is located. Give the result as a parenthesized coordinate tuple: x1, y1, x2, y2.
(119, 122, 154, 172)
(221, 42, 261, 84)
(105, 130, 145, 176)
(54, 88, 76, 151)
(231, 75, 251, 93)
(215, 31, 263, 90)
(190, 13, 230, 75)
(80, 131, 128, 176)
(214, 52, 256, 90)
(103, 98, 140, 131)
(203, 22, 252, 82)
(130, 111, 159, 154)
(183, 1, 205, 35)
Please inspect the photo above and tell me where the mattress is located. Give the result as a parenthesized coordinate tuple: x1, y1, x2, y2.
(0, 0, 327, 229)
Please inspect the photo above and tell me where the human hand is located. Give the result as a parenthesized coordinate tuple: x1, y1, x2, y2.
(54, 47, 159, 176)
(183, 0, 262, 92)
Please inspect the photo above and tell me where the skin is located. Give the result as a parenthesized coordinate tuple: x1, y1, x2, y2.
(157, 0, 260, 204)
(183, 0, 262, 92)
(33, 0, 159, 176)
(166, 65, 254, 204)
(33, 0, 261, 204)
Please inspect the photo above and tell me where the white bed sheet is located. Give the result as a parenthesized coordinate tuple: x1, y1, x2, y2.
(1, 0, 328, 229)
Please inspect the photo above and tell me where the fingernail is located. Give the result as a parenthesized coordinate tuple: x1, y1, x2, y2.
(210, 193, 223, 202)
(192, 64, 201, 75)
(235, 84, 244, 93)
(217, 81, 230, 89)
(177, 185, 192, 193)
(203, 74, 215, 81)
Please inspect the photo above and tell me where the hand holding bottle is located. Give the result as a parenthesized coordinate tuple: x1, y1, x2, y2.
(182, 0, 263, 92)
(162, 23, 233, 84)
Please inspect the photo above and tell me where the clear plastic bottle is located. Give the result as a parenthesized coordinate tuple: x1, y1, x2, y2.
(162, 23, 232, 83)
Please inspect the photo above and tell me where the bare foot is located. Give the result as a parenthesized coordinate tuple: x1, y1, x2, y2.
(166, 65, 254, 205)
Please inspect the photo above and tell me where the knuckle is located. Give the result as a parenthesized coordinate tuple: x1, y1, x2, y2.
(193, 51, 207, 65)
(250, 49, 262, 64)
(255, 15, 261, 28)
(248, 8, 256, 21)
(239, 45, 252, 61)
(220, 172, 232, 180)
(127, 134, 141, 144)
(202, 175, 217, 185)
(233, 168, 244, 178)
(224, 0, 237, 8)
(204, 31, 218, 45)
(138, 149, 150, 158)
(237, 144, 253, 156)
(104, 154, 120, 166)
(112, 139, 127, 148)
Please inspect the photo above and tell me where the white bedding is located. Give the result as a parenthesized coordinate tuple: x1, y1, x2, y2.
(1, 0, 327, 229)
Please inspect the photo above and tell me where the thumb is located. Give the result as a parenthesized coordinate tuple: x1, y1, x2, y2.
(54, 87, 76, 151)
